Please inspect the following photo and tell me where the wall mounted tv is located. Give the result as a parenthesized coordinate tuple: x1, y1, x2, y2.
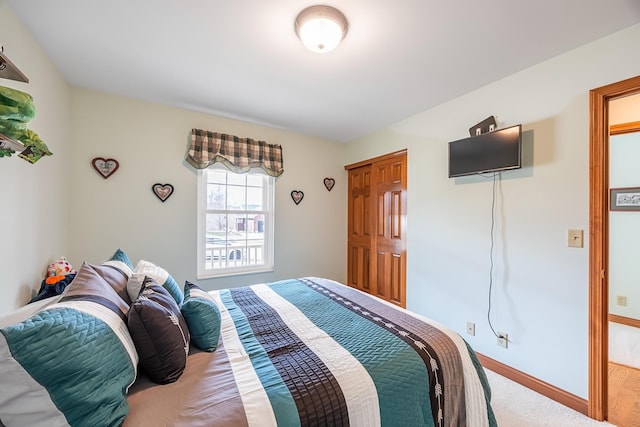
(448, 124, 522, 178)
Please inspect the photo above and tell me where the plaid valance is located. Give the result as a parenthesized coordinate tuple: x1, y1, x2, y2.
(186, 128, 284, 177)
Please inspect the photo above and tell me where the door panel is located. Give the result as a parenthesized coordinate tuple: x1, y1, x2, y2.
(349, 244, 370, 292)
(347, 165, 372, 293)
(390, 253, 403, 305)
(391, 191, 402, 239)
(371, 156, 406, 307)
(375, 250, 389, 299)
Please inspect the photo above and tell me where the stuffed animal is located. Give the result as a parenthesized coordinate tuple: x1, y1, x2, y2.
(45, 256, 77, 284)
(29, 257, 77, 304)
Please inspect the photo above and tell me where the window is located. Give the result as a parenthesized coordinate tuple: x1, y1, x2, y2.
(197, 167, 274, 278)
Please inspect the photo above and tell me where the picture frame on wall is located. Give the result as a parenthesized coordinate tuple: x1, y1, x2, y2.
(610, 187, 640, 211)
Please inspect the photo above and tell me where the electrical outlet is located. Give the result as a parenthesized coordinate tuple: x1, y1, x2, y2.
(497, 332, 508, 349)
(466, 322, 475, 336)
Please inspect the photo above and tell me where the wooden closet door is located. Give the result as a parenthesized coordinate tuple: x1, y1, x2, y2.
(371, 156, 406, 307)
(346, 150, 407, 308)
(347, 165, 372, 293)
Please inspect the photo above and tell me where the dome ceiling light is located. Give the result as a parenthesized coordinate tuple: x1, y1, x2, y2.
(295, 5, 348, 54)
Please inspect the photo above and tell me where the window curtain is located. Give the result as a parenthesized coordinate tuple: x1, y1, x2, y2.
(186, 128, 284, 177)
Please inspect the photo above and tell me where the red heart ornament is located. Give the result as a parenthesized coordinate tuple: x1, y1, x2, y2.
(91, 157, 120, 179)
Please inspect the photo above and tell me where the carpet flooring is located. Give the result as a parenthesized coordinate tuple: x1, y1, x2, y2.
(485, 369, 616, 426)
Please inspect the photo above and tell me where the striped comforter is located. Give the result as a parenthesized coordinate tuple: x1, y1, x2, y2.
(125, 277, 497, 427)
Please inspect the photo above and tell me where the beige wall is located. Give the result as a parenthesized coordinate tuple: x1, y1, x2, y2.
(0, 1, 71, 312)
(68, 88, 347, 291)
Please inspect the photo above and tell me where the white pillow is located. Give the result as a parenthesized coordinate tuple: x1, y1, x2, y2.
(129, 259, 183, 305)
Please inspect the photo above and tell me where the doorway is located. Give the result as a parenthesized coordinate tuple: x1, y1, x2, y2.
(607, 104, 640, 426)
(589, 75, 640, 421)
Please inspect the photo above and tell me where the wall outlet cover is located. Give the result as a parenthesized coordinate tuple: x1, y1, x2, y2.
(466, 322, 475, 336)
(497, 332, 508, 349)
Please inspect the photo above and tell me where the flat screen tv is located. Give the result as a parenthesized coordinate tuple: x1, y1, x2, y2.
(448, 124, 522, 178)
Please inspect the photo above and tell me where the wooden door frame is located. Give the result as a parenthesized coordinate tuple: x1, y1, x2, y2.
(589, 74, 640, 420)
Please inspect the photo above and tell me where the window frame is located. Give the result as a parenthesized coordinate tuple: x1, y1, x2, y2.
(196, 166, 275, 279)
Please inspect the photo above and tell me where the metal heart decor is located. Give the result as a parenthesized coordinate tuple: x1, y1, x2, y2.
(323, 177, 335, 191)
(152, 183, 174, 202)
(91, 157, 119, 179)
(291, 190, 304, 205)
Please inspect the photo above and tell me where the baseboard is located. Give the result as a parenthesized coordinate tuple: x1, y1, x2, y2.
(476, 352, 589, 416)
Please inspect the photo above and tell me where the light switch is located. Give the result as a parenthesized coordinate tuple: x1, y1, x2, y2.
(568, 229, 583, 248)
(617, 296, 627, 307)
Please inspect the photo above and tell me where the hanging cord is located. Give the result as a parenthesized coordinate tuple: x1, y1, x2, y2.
(486, 172, 500, 338)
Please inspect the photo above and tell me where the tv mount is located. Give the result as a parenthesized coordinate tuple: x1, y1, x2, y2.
(469, 116, 497, 136)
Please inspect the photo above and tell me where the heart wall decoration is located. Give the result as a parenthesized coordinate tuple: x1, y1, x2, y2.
(152, 183, 174, 202)
(323, 177, 335, 191)
(91, 157, 120, 179)
(291, 190, 304, 205)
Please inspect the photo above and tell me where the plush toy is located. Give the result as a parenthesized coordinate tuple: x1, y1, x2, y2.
(29, 257, 77, 304)
(45, 256, 77, 284)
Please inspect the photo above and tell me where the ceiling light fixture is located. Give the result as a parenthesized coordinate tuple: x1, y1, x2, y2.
(295, 5, 348, 54)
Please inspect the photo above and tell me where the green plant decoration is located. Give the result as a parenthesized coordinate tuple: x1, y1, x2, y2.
(0, 85, 52, 163)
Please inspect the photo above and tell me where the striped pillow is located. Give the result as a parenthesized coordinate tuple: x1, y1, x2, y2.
(130, 259, 183, 305)
(90, 248, 135, 305)
(0, 262, 138, 426)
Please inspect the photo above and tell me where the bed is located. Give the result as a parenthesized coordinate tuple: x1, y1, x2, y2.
(0, 252, 496, 427)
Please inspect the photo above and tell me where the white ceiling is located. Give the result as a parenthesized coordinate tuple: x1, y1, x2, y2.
(7, 0, 640, 142)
